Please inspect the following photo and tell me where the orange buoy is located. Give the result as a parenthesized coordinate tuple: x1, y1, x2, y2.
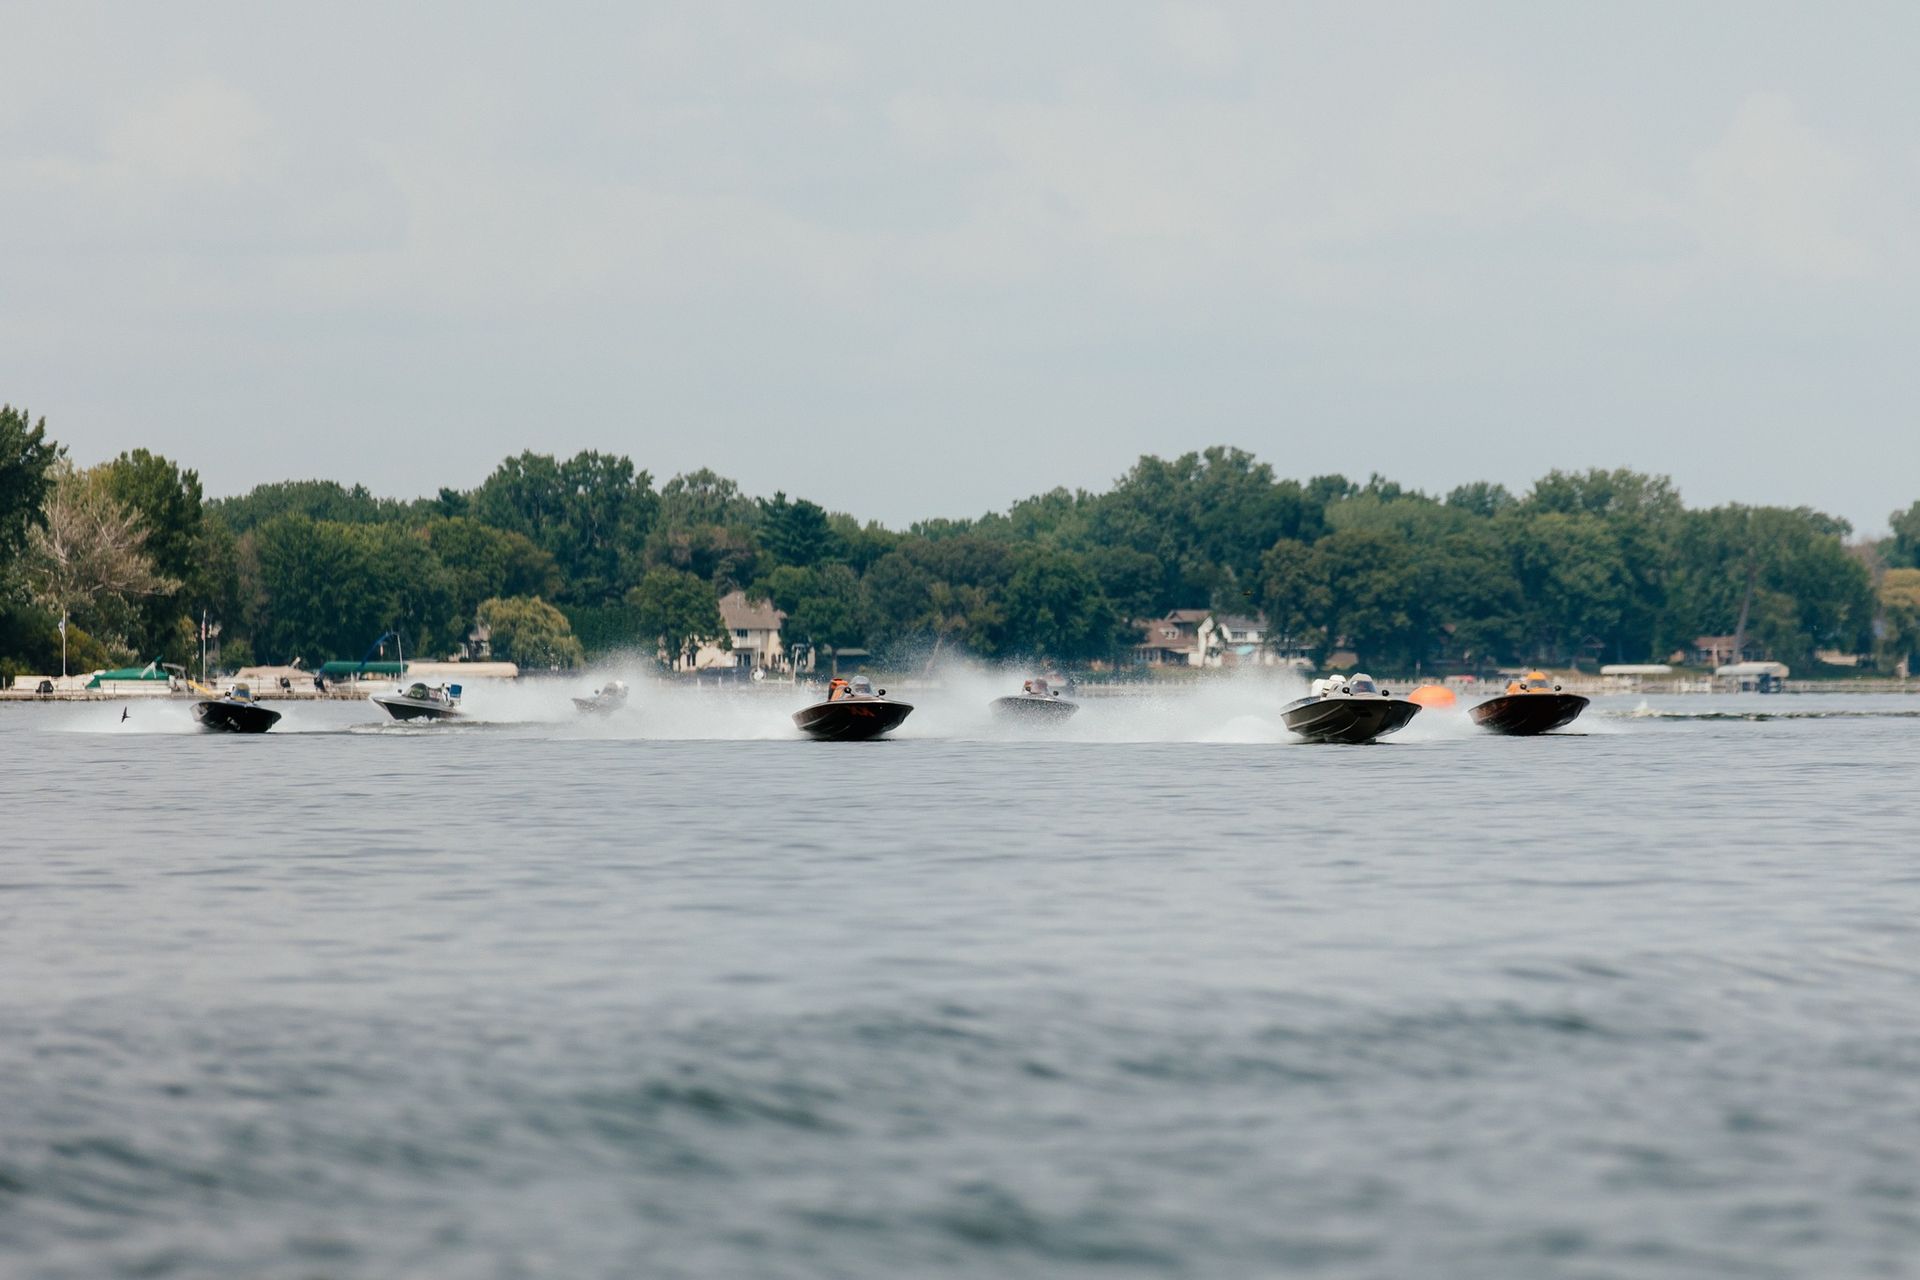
(1407, 683, 1457, 709)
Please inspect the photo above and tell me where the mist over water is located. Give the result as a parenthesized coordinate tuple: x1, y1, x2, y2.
(8, 689, 1920, 1278)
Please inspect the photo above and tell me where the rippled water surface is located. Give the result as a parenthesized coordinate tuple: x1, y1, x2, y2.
(3, 688, 1918, 1279)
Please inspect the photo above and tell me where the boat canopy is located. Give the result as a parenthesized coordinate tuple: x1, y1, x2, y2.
(84, 662, 170, 688)
(849, 676, 876, 696)
(318, 660, 406, 678)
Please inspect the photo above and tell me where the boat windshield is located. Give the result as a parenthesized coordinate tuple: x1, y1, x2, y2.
(1347, 674, 1378, 694)
(406, 682, 431, 699)
(849, 676, 876, 696)
(1526, 673, 1551, 691)
(230, 683, 252, 701)
(1029, 678, 1051, 696)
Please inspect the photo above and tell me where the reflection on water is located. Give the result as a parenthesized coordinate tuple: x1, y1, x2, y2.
(3, 695, 1919, 1278)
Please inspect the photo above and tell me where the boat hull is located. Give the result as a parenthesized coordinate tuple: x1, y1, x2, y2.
(1470, 692, 1588, 735)
(572, 696, 624, 714)
(372, 696, 461, 722)
(991, 695, 1079, 722)
(1281, 695, 1421, 744)
(192, 700, 282, 733)
(792, 698, 913, 741)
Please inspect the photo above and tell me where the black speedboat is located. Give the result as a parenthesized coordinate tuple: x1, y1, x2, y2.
(372, 681, 463, 722)
(192, 683, 281, 734)
(1470, 671, 1587, 735)
(992, 676, 1079, 723)
(1280, 674, 1420, 744)
(572, 679, 629, 714)
(793, 676, 913, 741)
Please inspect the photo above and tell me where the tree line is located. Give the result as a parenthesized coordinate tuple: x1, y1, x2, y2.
(2, 404, 1915, 681)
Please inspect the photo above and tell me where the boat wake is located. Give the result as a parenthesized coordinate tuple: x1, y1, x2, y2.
(1612, 703, 1920, 722)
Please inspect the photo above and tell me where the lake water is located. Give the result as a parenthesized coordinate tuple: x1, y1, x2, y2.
(3, 681, 1918, 1279)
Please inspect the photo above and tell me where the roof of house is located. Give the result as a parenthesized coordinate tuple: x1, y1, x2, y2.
(720, 591, 785, 631)
(1164, 609, 1211, 624)
(1213, 615, 1264, 631)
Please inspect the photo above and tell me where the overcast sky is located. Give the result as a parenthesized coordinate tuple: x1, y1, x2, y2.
(3, 2, 1915, 533)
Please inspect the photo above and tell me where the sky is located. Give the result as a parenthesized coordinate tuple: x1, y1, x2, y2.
(2, 1, 1916, 534)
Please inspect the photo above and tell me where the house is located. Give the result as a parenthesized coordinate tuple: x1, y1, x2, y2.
(1131, 610, 1209, 666)
(691, 592, 788, 672)
(1196, 613, 1304, 668)
(1690, 634, 1762, 667)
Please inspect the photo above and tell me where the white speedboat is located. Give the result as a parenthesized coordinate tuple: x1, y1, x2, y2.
(1279, 674, 1419, 744)
(572, 679, 629, 714)
(372, 681, 463, 722)
(991, 676, 1079, 723)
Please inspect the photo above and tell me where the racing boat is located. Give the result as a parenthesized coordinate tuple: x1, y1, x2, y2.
(1470, 671, 1588, 735)
(191, 682, 282, 734)
(991, 676, 1079, 722)
(1280, 674, 1420, 744)
(792, 676, 913, 741)
(372, 681, 463, 722)
(572, 679, 629, 714)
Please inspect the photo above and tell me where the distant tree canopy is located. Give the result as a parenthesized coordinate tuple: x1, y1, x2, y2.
(477, 596, 583, 670)
(626, 566, 726, 670)
(0, 415, 1900, 677)
(0, 405, 60, 570)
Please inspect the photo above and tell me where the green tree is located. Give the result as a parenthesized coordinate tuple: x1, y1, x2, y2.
(246, 516, 454, 663)
(1884, 501, 1920, 569)
(626, 567, 727, 670)
(999, 547, 1119, 661)
(95, 449, 224, 655)
(1498, 510, 1632, 665)
(472, 451, 657, 603)
(26, 464, 180, 659)
(1258, 537, 1330, 656)
(646, 469, 761, 589)
(760, 563, 867, 663)
(863, 535, 1012, 657)
(1085, 447, 1330, 612)
(1445, 481, 1516, 517)
(476, 596, 584, 669)
(0, 405, 60, 573)
(760, 492, 841, 568)
(1877, 569, 1920, 674)
(424, 517, 561, 646)
(1316, 527, 1418, 669)
(209, 479, 423, 533)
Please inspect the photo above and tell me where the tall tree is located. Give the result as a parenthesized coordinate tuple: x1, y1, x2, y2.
(760, 563, 867, 662)
(759, 492, 840, 568)
(999, 547, 1119, 661)
(0, 405, 60, 575)
(26, 464, 179, 658)
(472, 451, 657, 603)
(209, 479, 423, 533)
(476, 596, 584, 669)
(626, 567, 727, 670)
(646, 469, 761, 589)
(246, 516, 453, 664)
(96, 449, 220, 655)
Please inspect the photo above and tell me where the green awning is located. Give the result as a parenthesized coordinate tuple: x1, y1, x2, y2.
(317, 661, 407, 678)
(85, 665, 170, 689)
